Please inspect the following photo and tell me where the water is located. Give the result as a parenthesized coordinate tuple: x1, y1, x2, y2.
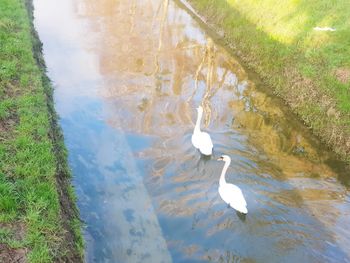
(33, 0, 350, 262)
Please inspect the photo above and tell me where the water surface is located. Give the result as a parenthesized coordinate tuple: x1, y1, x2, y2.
(33, 0, 350, 262)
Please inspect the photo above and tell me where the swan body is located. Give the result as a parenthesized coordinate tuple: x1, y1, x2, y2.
(191, 106, 213, 155)
(217, 155, 248, 214)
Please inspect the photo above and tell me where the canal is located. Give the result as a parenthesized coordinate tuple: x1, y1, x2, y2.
(33, 0, 350, 262)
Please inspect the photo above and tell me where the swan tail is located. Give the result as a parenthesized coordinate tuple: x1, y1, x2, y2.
(230, 203, 248, 214)
(240, 206, 248, 214)
(199, 146, 213, 156)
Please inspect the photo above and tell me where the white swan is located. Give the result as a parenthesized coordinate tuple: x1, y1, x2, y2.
(217, 155, 248, 214)
(191, 106, 213, 155)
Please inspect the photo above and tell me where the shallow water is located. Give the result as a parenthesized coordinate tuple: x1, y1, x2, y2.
(33, 0, 350, 262)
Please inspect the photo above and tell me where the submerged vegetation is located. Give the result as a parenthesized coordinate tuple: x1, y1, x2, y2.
(0, 0, 82, 261)
(185, 0, 350, 161)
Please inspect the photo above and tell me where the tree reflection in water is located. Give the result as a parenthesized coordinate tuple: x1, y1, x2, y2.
(70, 0, 350, 261)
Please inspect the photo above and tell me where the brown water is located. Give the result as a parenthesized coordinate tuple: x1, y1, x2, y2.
(33, 0, 350, 262)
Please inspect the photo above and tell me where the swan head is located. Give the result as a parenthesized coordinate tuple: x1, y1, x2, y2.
(196, 106, 203, 114)
(217, 155, 231, 162)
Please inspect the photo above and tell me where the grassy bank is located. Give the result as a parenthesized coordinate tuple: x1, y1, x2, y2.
(0, 0, 83, 262)
(185, 0, 350, 161)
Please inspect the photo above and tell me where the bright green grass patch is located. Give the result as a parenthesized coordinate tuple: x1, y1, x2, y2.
(0, 0, 82, 261)
(225, 0, 350, 108)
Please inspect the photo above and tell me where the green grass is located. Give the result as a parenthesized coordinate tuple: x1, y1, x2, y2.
(186, 0, 350, 160)
(0, 0, 83, 261)
(225, 0, 350, 108)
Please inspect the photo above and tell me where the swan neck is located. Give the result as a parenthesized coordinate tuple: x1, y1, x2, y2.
(194, 110, 202, 133)
(219, 159, 230, 186)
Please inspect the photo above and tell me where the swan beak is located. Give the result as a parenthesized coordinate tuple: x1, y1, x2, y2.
(217, 157, 223, 161)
